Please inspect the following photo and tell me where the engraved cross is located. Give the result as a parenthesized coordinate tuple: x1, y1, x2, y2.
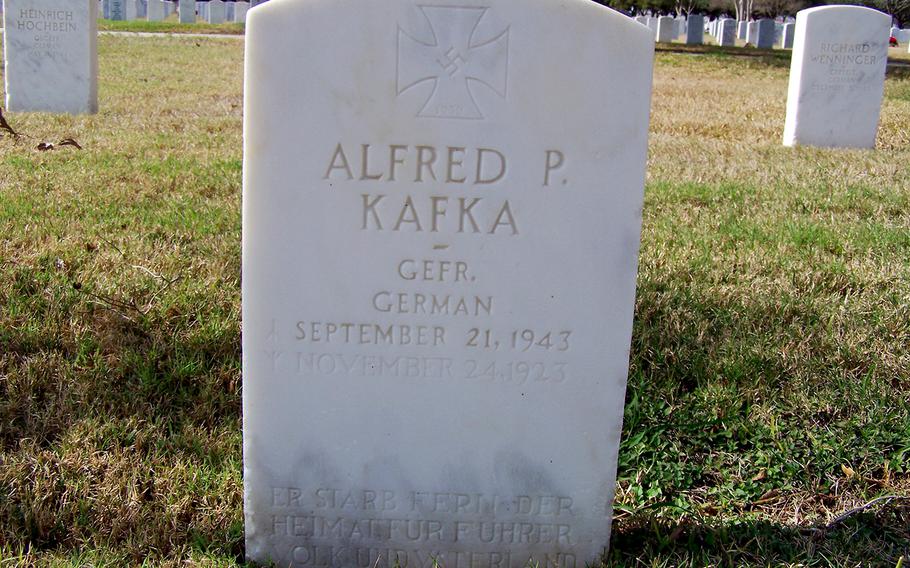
(397, 6, 509, 119)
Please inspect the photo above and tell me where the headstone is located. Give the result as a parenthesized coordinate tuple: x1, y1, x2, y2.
(207, 0, 225, 23)
(102, 0, 111, 18)
(2, 0, 98, 114)
(241, 0, 655, 566)
(755, 18, 775, 49)
(718, 18, 736, 46)
(226, 0, 234, 21)
(737, 20, 747, 39)
(634, 15, 647, 27)
(746, 20, 758, 44)
(686, 14, 704, 44)
(657, 15, 676, 42)
(783, 5, 889, 148)
(178, 0, 195, 23)
(781, 22, 795, 48)
(647, 15, 657, 36)
(137, 0, 147, 18)
(147, 0, 165, 21)
(234, 1, 249, 23)
(109, 0, 126, 19)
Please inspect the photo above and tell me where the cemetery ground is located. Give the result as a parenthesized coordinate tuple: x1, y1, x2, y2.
(0, 34, 908, 567)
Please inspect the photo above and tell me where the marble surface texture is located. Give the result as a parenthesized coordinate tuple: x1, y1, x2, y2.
(3, 0, 98, 114)
(783, 5, 889, 148)
(241, 0, 654, 566)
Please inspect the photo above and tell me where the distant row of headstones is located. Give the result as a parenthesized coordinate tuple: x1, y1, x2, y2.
(101, 0, 270, 24)
(2, 1, 895, 149)
(632, 12, 903, 52)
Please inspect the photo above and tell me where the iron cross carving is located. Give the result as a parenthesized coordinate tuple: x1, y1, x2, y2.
(397, 5, 510, 120)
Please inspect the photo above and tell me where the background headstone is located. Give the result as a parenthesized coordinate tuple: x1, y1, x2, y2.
(207, 0, 225, 23)
(783, 5, 890, 148)
(737, 20, 747, 39)
(147, 0, 165, 21)
(781, 22, 795, 48)
(178, 0, 195, 23)
(755, 18, 775, 49)
(657, 15, 676, 42)
(718, 18, 736, 46)
(234, 1, 248, 23)
(746, 20, 758, 44)
(241, 0, 655, 566)
(2, 0, 98, 114)
(686, 14, 704, 44)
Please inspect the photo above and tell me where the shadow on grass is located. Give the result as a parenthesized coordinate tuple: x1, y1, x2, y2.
(609, 504, 910, 566)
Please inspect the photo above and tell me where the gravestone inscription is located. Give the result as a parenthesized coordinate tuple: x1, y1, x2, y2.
(241, 0, 655, 566)
(783, 5, 889, 148)
(2, 0, 98, 114)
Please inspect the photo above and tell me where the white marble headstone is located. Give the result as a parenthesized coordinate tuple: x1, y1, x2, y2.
(147, 0, 165, 21)
(783, 5, 889, 148)
(722, 18, 737, 46)
(241, 0, 655, 566)
(781, 22, 795, 48)
(686, 14, 704, 44)
(737, 20, 747, 39)
(656, 15, 676, 42)
(234, 1, 249, 23)
(755, 18, 775, 49)
(207, 0, 225, 23)
(178, 0, 195, 23)
(2, 0, 98, 114)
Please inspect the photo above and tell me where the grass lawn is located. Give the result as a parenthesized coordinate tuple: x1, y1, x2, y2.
(0, 34, 908, 567)
(98, 17, 245, 35)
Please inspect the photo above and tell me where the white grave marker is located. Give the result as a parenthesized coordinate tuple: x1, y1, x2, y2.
(755, 18, 775, 49)
(207, 0, 225, 23)
(781, 22, 795, 48)
(783, 5, 890, 148)
(657, 15, 676, 42)
(2, 0, 98, 114)
(178, 0, 195, 23)
(241, 0, 655, 566)
(234, 1, 248, 23)
(718, 18, 736, 46)
(686, 14, 704, 45)
(147, 0, 165, 21)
